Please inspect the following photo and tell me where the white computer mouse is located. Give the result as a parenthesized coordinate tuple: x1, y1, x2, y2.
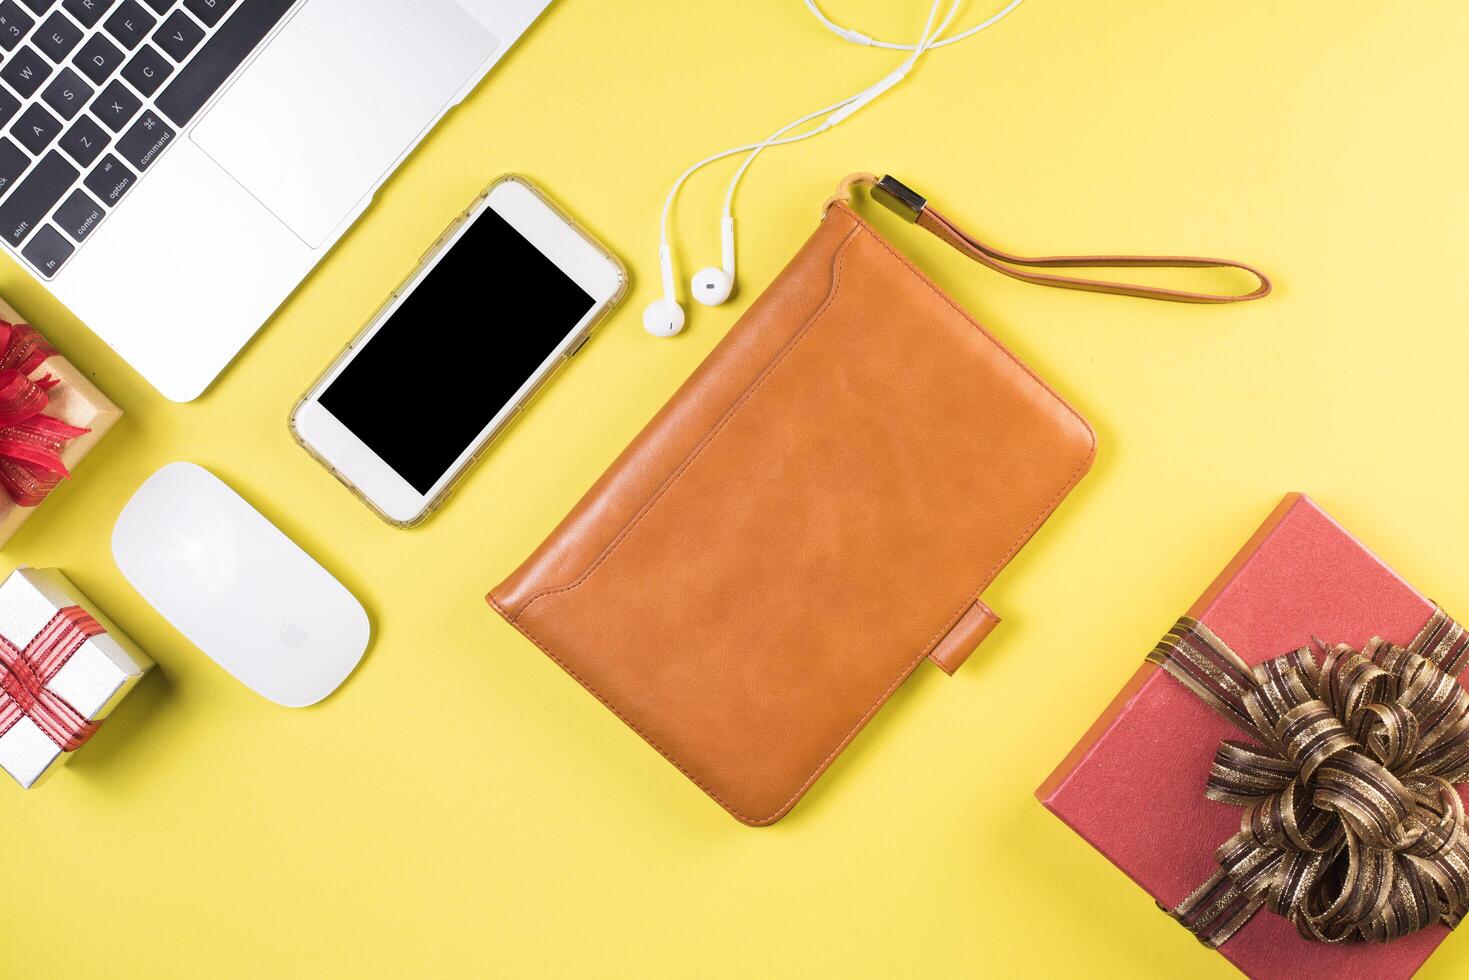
(112, 462, 370, 707)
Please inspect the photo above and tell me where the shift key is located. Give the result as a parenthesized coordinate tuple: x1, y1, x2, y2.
(0, 150, 76, 246)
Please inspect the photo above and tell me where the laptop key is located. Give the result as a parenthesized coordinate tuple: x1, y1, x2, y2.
(0, 86, 18, 127)
(62, 0, 116, 28)
(22, 224, 72, 276)
(73, 32, 123, 84)
(0, 137, 27, 199)
(0, 149, 76, 244)
(2, 45, 52, 98)
(58, 112, 105, 164)
(121, 42, 170, 94)
(0, 1, 35, 51)
(152, 8, 200, 61)
(41, 66, 93, 119)
(83, 151, 131, 205)
(17, 0, 57, 13)
(115, 107, 169, 169)
(156, 0, 292, 126)
(90, 78, 140, 131)
(140, 0, 169, 11)
(104, 0, 155, 50)
(182, 0, 231, 27)
(34, 11, 83, 62)
(11, 102, 61, 153)
(53, 186, 102, 240)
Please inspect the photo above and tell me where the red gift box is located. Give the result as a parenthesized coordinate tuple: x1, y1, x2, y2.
(1038, 493, 1465, 979)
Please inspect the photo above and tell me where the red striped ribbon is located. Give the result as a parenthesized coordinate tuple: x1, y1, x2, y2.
(0, 606, 106, 752)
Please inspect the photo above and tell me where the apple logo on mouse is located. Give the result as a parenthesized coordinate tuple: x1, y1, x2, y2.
(280, 622, 309, 650)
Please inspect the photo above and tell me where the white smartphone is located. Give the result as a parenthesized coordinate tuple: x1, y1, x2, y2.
(290, 175, 627, 527)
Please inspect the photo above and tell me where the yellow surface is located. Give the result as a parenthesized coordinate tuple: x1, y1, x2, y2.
(4, 2, 1469, 976)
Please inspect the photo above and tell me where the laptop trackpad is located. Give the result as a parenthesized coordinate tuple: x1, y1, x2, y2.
(191, 0, 497, 248)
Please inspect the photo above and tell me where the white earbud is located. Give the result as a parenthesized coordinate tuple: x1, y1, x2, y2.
(642, 298, 686, 337)
(691, 216, 736, 306)
(643, 243, 687, 336)
(690, 267, 733, 306)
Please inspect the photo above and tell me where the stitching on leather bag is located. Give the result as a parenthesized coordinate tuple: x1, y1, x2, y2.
(494, 221, 861, 826)
(513, 222, 864, 618)
(500, 204, 1096, 824)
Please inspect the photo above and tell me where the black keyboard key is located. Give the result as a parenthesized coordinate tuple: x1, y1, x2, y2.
(183, 0, 229, 27)
(53, 186, 101, 240)
(73, 32, 123, 83)
(0, 86, 18, 127)
(82, 151, 129, 204)
(140, 0, 169, 11)
(23, 224, 72, 276)
(120, 42, 169, 94)
(0, 150, 75, 244)
(40, 66, 92, 119)
(17, 0, 57, 13)
(11, 102, 60, 152)
(2, 45, 52, 97)
(58, 112, 104, 164)
(0, 1, 35, 51)
(90, 78, 138, 131)
(62, 0, 115, 28)
(115, 106, 168, 169)
(0, 137, 27, 198)
(157, 0, 290, 126)
(103, 0, 154, 49)
(152, 7, 199, 60)
(34, 11, 82, 62)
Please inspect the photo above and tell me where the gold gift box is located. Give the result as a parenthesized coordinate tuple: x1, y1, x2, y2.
(0, 298, 121, 548)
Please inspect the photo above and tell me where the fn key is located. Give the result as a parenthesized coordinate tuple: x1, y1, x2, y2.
(22, 225, 73, 278)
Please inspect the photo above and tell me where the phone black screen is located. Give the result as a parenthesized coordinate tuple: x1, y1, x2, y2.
(319, 206, 596, 494)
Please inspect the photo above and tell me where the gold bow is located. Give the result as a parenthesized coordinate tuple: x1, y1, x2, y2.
(1148, 609, 1469, 946)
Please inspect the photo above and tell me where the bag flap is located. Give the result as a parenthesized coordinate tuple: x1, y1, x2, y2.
(490, 202, 1095, 825)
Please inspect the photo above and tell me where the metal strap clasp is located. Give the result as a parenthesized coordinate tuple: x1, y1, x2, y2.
(871, 175, 927, 222)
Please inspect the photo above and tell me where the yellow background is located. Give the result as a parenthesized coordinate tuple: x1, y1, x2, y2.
(5, 1, 1468, 976)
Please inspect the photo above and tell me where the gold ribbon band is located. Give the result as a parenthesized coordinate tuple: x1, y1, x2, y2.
(1148, 608, 1469, 946)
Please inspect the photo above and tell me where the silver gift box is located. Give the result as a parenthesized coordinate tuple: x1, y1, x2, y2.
(0, 567, 153, 789)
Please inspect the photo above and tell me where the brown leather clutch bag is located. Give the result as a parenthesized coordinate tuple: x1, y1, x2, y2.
(489, 174, 1269, 825)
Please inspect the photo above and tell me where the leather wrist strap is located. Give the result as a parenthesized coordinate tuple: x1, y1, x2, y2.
(824, 173, 1271, 304)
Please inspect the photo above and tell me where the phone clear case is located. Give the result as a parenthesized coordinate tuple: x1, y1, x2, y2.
(289, 174, 628, 527)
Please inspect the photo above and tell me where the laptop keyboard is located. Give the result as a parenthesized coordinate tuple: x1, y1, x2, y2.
(0, 0, 293, 279)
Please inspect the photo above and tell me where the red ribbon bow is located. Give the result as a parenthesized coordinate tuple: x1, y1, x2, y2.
(0, 606, 106, 751)
(0, 319, 89, 507)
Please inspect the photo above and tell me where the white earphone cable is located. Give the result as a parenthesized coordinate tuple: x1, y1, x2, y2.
(803, 0, 1025, 51)
(722, 0, 964, 220)
(657, 1, 946, 270)
(648, 1, 1024, 332)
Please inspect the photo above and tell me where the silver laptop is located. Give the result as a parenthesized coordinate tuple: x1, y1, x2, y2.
(0, 0, 549, 400)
